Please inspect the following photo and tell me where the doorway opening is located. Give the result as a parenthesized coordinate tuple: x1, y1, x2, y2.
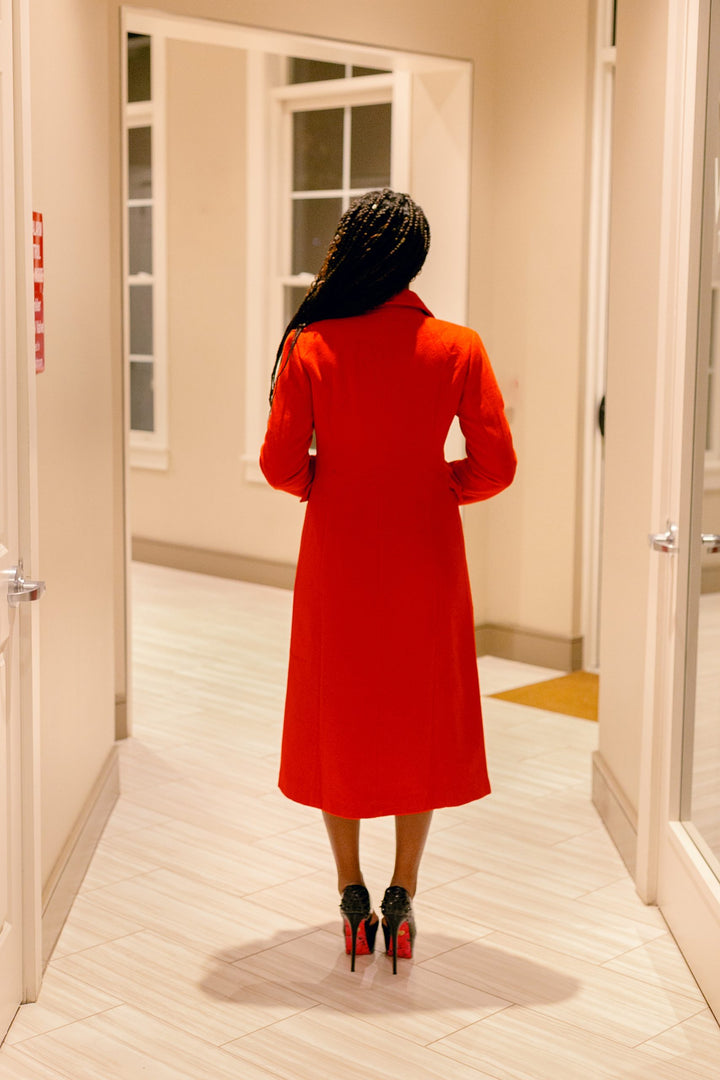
(118, 8, 473, 738)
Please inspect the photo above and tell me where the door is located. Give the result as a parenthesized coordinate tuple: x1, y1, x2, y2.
(0, 0, 41, 1042)
(641, 0, 720, 1021)
(0, 0, 23, 1037)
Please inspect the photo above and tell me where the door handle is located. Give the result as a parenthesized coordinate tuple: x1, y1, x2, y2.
(6, 559, 46, 606)
(649, 522, 678, 553)
(701, 533, 720, 553)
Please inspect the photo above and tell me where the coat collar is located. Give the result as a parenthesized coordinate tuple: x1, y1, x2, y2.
(380, 289, 434, 318)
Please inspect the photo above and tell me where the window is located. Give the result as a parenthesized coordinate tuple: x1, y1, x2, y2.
(124, 30, 168, 469)
(281, 60, 393, 325)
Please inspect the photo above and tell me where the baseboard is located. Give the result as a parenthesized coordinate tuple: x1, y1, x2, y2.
(475, 623, 583, 671)
(41, 747, 120, 968)
(132, 537, 296, 590)
(591, 750, 637, 877)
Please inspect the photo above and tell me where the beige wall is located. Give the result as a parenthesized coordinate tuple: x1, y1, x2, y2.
(467, 0, 591, 639)
(127, 41, 297, 557)
(30, 0, 118, 886)
(597, 0, 670, 821)
(123, 0, 592, 655)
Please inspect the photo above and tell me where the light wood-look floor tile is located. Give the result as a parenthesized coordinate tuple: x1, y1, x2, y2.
(223, 1003, 501, 1079)
(432, 1004, 707, 1080)
(2, 563, 716, 1075)
(234, 928, 510, 1046)
(637, 1009, 720, 1078)
(420, 869, 667, 965)
(85, 868, 311, 962)
(601, 934, 706, 1001)
(4, 968, 121, 1046)
(419, 931, 704, 1045)
(11, 1005, 277, 1080)
(51, 931, 314, 1045)
(48, 895, 144, 961)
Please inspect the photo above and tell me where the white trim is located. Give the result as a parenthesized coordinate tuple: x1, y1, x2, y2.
(121, 8, 466, 74)
(581, 0, 616, 673)
(636, 0, 708, 909)
(273, 73, 395, 107)
(390, 70, 412, 193)
(128, 445, 169, 471)
(11, 0, 42, 1001)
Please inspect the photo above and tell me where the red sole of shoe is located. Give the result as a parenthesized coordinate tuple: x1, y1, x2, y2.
(386, 921, 413, 960)
(343, 918, 373, 956)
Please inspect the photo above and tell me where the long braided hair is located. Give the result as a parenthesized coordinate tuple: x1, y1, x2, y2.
(269, 189, 430, 404)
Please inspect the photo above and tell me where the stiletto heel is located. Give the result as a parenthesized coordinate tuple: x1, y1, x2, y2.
(380, 886, 416, 974)
(339, 884, 378, 971)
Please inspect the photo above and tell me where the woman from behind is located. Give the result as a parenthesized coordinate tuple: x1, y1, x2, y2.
(260, 189, 516, 972)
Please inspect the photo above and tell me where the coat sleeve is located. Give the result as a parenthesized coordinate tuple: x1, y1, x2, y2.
(448, 332, 517, 504)
(259, 335, 315, 501)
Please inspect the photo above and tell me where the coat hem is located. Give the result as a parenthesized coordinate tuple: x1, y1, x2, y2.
(277, 779, 492, 819)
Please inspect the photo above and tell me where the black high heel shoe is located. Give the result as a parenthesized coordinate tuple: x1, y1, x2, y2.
(339, 884, 378, 971)
(380, 886, 416, 974)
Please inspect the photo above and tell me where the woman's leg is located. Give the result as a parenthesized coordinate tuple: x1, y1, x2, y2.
(322, 811, 363, 893)
(390, 810, 433, 897)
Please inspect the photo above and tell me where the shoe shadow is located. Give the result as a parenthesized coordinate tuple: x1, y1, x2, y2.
(199, 926, 580, 1019)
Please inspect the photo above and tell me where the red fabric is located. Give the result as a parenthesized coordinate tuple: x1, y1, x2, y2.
(260, 290, 516, 818)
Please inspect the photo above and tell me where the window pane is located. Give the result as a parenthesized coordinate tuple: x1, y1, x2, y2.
(289, 58, 344, 84)
(292, 198, 342, 275)
(129, 284, 153, 355)
(130, 360, 154, 432)
(129, 206, 152, 275)
(284, 284, 310, 326)
(128, 34, 151, 103)
(351, 65, 391, 77)
(350, 103, 392, 189)
(128, 127, 152, 199)
(293, 109, 344, 191)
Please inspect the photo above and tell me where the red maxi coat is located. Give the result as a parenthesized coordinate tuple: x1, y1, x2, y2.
(260, 290, 516, 818)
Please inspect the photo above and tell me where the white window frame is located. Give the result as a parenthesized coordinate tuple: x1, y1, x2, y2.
(122, 22, 168, 470)
(242, 63, 411, 483)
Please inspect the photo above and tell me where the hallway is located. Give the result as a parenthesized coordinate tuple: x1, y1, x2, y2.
(1, 563, 718, 1078)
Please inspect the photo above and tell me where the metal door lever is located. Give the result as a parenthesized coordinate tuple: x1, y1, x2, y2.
(649, 522, 678, 553)
(6, 559, 46, 606)
(701, 533, 720, 553)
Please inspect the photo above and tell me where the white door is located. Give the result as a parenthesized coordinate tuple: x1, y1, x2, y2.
(639, 0, 720, 1021)
(0, 0, 41, 1042)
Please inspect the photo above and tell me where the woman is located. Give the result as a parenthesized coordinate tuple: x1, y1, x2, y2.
(260, 190, 516, 973)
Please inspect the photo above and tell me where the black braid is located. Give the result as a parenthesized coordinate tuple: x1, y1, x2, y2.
(269, 189, 430, 404)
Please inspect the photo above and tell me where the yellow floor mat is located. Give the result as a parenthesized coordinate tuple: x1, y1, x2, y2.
(490, 671, 599, 722)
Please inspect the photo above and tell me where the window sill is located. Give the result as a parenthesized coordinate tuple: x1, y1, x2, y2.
(130, 443, 170, 471)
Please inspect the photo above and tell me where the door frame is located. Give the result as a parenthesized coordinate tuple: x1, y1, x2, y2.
(635, 0, 720, 1019)
(12, 0, 42, 1005)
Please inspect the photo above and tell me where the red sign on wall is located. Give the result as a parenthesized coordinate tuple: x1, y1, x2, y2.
(33, 211, 44, 373)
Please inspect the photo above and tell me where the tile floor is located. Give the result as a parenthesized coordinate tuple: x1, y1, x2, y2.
(1, 562, 719, 1078)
